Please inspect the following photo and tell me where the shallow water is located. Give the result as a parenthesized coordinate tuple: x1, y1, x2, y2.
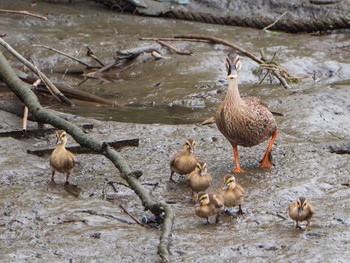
(0, 1, 350, 262)
(1, 0, 350, 124)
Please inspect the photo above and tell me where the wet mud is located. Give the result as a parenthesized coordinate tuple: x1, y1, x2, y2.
(0, 0, 350, 262)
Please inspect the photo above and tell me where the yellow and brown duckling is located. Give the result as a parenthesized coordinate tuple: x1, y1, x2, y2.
(188, 162, 212, 202)
(215, 53, 278, 173)
(49, 130, 76, 184)
(195, 191, 225, 224)
(289, 197, 315, 229)
(169, 139, 198, 182)
(220, 174, 245, 215)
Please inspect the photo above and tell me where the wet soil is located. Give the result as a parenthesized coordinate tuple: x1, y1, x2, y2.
(0, 0, 350, 262)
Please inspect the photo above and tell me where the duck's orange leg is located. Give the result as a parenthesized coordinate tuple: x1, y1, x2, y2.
(260, 130, 278, 170)
(234, 146, 246, 173)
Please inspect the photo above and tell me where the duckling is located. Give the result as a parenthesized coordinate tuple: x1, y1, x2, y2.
(289, 197, 315, 229)
(49, 130, 76, 184)
(195, 191, 225, 224)
(188, 162, 212, 202)
(169, 139, 197, 182)
(220, 174, 245, 214)
(215, 53, 278, 173)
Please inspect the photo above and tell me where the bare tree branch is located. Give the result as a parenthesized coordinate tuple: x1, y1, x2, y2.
(32, 44, 94, 68)
(0, 9, 47, 20)
(0, 37, 73, 105)
(0, 49, 174, 262)
(174, 34, 299, 89)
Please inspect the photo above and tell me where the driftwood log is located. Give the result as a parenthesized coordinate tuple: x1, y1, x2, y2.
(0, 50, 174, 262)
(28, 138, 139, 156)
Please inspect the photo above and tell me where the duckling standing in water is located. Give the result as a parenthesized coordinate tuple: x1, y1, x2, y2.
(188, 162, 212, 202)
(49, 130, 76, 184)
(169, 139, 198, 182)
(215, 53, 278, 173)
(195, 191, 225, 224)
(289, 197, 315, 229)
(220, 174, 245, 215)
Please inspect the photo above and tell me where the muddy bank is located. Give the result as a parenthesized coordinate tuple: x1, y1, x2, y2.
(1, 82, 350, 262)
(0, 1, 350, 262)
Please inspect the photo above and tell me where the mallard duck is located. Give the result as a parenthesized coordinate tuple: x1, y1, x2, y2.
(215, 53, 278, 173)
(188, 162, 212, 202)
(195, 191, 224, 224)
(289, 197, 315, 229)
(169, 139, 197, 182)
(49, 130, 76, 183)
(220, 174, 245, 214)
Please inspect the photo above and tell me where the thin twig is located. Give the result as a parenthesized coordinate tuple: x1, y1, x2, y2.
(0, 9, 47, 20)
(151, 51, 164, 60)
(77, 209, 135, 225)
(0, 37, 73, 105)
(174, 34, 296, 89)
(33, 44, 93, 68)
(103, 180, 132, 200)
(156, 40, 192, 55)
(119, 204, 147, 227)
(22, 106, 28, 131)
(86, 46, 105, 67)
(140, 37, 210, 43)
(95, 60, 119, 74)
(263, 12, 288, 31)
(31, 58, 58, 99)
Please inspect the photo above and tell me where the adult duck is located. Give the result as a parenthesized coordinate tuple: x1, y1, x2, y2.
(215, 53, 278, 173)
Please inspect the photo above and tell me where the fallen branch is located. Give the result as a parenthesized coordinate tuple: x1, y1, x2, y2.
(86, 46, 105, 67)
(32, 44, 94, 68)
(11, 68, 118, 107)
(102, 180, 131, 200)
(0, 50, 174, 262)
(156, 40, 192, 55)
(0, 37, 73, 105)
(119, 204, 147, 227)
(116, 44, 161, 59)
(140, 37, 211, 43)
(174, 34, 298, 89)
(86, 44, 163, 77)
(0, 127, 53, 139)
(0, 8, 47, 20)
(263, 12, 288, 31)
(22, 106, 28, 131)
(27, 138, 139, 156)
(77, 209, 135, 225)
(259, 49, 301, 85)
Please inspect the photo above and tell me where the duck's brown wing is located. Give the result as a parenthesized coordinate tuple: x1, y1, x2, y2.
(170, 150, 183, 168)
(243, 97, 283, 116)
(243, 96, 269, 110)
